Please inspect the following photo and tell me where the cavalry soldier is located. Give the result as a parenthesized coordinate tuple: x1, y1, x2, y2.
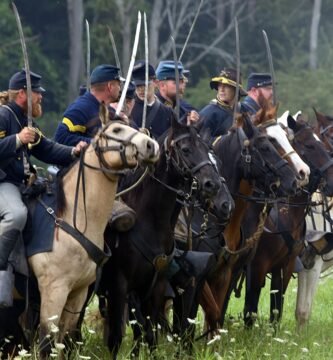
(155, 60, 199, 124)
(131, 60, 174, 138)
(0, 69, 85, 271)
(200, 68, 247, 138)
(241, 73, 273, 115)
(54, 64, 136, 232)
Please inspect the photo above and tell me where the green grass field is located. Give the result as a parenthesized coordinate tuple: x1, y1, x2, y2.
(11, 272, 333, 359)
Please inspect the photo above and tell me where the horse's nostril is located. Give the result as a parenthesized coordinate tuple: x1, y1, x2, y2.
(203, 180, 219, 195)
(298, 170, 305, 179)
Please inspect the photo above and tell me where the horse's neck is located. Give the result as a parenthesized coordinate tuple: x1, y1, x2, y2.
(62, 150, 118, 244)
(224, 180, 253, 251)
(267, 192, 308, 236)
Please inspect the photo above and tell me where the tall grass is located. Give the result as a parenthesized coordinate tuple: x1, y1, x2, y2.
(9, 272, 333, 359)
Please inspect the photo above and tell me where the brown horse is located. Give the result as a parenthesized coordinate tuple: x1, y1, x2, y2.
(244, 115, 333, 326)
(199, 111, 298, 333)
(28, 121, 159, 357)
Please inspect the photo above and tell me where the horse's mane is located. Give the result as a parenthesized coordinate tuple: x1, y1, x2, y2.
(120, 127, 173, 205)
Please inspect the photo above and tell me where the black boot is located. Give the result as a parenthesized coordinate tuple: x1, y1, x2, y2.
(0, 229, 20, 270)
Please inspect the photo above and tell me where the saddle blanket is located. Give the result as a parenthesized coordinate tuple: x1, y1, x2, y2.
(25, 191, 56, 257)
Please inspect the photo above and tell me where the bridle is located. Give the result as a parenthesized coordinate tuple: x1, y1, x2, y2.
(237, 127, 289, 195)
(291, 125, 333, 192)
(150, 131, 217, 202)
(319, 123, 333, 154)
(89, 121, 142, 178)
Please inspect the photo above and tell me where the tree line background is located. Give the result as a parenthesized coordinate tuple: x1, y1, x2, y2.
(0, 0, 331, 136)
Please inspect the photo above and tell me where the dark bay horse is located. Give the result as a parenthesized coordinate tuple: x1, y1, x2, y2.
(101, 117, 223, 358)
(244, 115, 333, 326)
(195, 112, 298, 333)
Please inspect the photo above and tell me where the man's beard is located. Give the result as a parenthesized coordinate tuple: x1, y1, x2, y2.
(32, 102, 42, 118)
(257, 91, 272, 110)
(24, 100, 42, 118)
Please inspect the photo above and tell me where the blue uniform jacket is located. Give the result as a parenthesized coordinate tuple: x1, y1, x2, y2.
(54, 91, 101, 146)
(240, 96, 261, 115)
(0, 102, 74, 185)
(199, 100, 233, 137)
(131, 96, 173, 139)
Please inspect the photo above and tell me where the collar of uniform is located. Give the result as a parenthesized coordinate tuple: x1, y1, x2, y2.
(242, 96, 260, 113)
(214, 96, 233, 110)
(9, 101, 26, 121)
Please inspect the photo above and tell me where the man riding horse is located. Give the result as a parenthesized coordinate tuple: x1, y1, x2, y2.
(0, 69, 85, 294)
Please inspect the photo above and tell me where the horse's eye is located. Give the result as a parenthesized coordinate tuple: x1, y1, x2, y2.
(260, 145, 270, 152)
(113, 127, 122, 134)
(305, 144, 315, 150)
(181, 146, 191, 155)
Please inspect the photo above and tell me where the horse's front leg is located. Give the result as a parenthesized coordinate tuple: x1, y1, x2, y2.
(142, 278, 166, 355)
(106, 273, 128, 359)
(243, 264, 266, 327)
(60, 286, 89, 351)
(38, 283, 69, 359)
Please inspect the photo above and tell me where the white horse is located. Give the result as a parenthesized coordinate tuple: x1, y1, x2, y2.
(255, 107, 310, 181)
(28, 121, 159, 356)
(296, 247, 333, 328)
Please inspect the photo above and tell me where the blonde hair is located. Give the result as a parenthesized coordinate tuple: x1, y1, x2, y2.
(0, 91, 10, 105)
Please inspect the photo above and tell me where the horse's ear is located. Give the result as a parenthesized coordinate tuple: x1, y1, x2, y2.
(313, 107, 328, 124)
(287, 114, 297, 130)
(235, 113, 244, 127)
(199, 125, 213, 144)
(253, 108, 264, 126)
(242, 113, 257, 138)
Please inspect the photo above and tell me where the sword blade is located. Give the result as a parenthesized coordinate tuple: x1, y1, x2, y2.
(170, 36, 180, 120)
(107, 25, 122, 76)
(233, 17, 240, 123)
(179, 0, 204, 62)
(262, 30, 277, 106)
(116, 11, 141, 117)
(141, 12, 149, 129)
(85, 19, 91, 89)
(12, 2, 32, 127)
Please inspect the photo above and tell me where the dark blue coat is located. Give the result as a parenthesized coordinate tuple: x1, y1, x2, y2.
(240, 96, 261, 115)
(199, 100, 233, 137)
(131, 96, 173, 139)
(54, 91, 101, 146)
(0, 102, 74, 185)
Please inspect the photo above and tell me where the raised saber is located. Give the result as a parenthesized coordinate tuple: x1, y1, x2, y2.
(85, 19, 91, 89)
(107, 25, 122, 76)
(233, 17, 240, 123)
(262, 30, 277, 106)
(141, 12, 149, 129)
(12, 2, 32, 128)
(179, 0, 204, 62)
(116, 11, 141, 117)
(170, 36, 180, 120)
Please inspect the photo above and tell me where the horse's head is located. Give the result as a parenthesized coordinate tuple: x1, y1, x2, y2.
(287, 115, 333, 196)
(253, 106, 310, 185)
(216, 113, 297, 197)
(93, 121, 159, 171)
(313, 108, 333, 154)
(164, 116, 221, 202)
